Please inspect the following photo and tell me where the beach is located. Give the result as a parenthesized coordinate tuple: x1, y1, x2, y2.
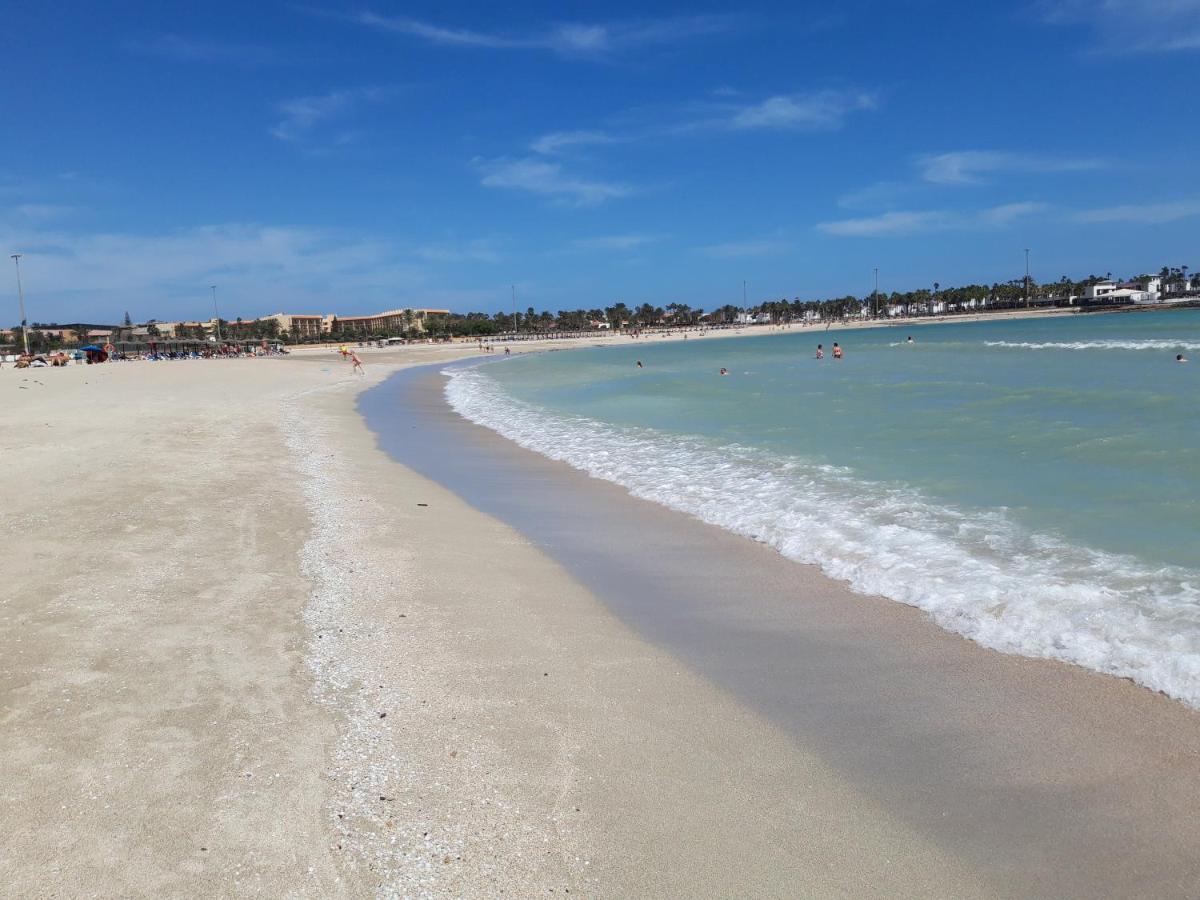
(3, 332, 1198, 897)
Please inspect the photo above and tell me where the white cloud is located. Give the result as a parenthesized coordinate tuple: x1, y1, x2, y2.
(355, 13, 734, 58)
(571, 233, 665, 251)
(1068, 199, 1200, 223)
(818, 202, 1046, 236)
(698, 237, 793, 258)
(414, 239, 505, 263)
(818, 210, 953, 237)
(1038, 0, 1200, 52)
(0, 218, 446, 322)
(9, 204, 78, 222)
(530, 130, 620, 155)
(129, 33, 280, 64)
(729, 90, 877, 130)
(918, 150, 1106, 185)
(271, 88, 384, 145)
(836, 180, 917, 209)
(475, 157, 633, 206)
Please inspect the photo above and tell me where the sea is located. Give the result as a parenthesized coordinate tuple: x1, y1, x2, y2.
(444, 310, 1200, 706)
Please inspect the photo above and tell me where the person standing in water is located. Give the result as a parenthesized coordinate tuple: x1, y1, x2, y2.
(815, 344, 824, 359)
(833, 342, 843, 359)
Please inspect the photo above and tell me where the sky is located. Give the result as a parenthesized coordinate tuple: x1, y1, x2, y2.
(3, 0, 1199, 324)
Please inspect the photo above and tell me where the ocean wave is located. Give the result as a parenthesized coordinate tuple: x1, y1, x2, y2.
(444, 365, 1200, 707)
(984, 339, 1200, 351)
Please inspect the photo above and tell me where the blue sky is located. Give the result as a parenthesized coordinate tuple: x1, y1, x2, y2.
(3, 0, 1199, 323)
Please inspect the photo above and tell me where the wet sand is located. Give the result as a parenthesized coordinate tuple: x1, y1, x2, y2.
(361, 362, 1200, 898)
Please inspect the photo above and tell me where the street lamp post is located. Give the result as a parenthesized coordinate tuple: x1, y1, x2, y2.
(873, 267, 879, 318)
(210, 285, 221, 342)
(11, 254, 29, 355)
(1024, 248, 1031, 308)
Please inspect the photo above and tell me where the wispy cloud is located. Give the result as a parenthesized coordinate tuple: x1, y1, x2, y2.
(530, 130, 622, 155)
(355, 12, 736, 58)
(1068, 199, 1200, 224)
(271, 87, 385, 147)
(571, 233, 665, 251)
(1037, 0, 1200, 52)
(918, 150, 1106, 185)
(836, 180, 918, 209)
(728, 90, 877, 130)
(128, 33, 280, 65)
(698, 236, 793, 258)
(0, 218, 440, 321)
(818, 202, 1047, 236)
(528, 87, 878, 163)
(9, 204, 78, 222)
(474, 157, 633, 206)
(414, 239, 505, 263)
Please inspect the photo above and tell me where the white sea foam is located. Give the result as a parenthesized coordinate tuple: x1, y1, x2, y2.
(985, 339, 1200, 351)
(445, 365, 1200, 707)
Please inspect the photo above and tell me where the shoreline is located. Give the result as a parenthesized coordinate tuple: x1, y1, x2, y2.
(278, 352, 996, 896)
(358, 360, 1200, 896)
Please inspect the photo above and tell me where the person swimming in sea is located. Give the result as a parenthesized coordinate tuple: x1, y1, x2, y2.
(719, 367, 728, 376)
(1178, 353, 1188, 363)
(906, 335, 914, 344)
(815, 344, 824, 359)
(832, 342, 843, 359)
(636, 360, 643, 368)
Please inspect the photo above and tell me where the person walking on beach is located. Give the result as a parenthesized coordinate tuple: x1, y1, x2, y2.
(504, 345, 511, 356)
(815, 344, 824, 359)
(833, 343, 843, 359)
(350, 349, 364, 376)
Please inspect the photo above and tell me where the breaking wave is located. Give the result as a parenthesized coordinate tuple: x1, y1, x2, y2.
(445, 364, 1200, 707)
(984, 339, 1200, 351)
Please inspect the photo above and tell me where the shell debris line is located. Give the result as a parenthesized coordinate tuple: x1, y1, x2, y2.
(281, 379, 591, 898)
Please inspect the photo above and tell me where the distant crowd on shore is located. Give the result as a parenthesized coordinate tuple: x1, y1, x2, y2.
(2, 341, 289, 368)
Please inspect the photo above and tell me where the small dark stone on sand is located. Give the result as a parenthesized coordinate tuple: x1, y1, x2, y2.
(417, 503, 429, 507)
(379, 712, 387, 718)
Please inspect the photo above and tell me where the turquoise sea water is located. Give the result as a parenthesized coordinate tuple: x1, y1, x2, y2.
(445, 310, 1200, 704)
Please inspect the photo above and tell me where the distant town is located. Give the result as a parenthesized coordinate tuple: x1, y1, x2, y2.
(4, 267, 1195, 353)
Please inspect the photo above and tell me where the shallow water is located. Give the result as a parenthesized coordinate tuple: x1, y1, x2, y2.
(445, 310, 1200, 705)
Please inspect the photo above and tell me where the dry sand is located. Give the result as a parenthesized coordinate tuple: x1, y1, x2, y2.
(0, 332, 1192, 898)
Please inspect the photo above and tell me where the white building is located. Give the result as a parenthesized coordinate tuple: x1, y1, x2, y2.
(1082, 280, 1118, 301)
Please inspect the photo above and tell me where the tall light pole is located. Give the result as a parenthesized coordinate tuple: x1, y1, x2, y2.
(873, 267, 879, 318)
(11, 254, 29, 355)
(511, 284, 517, 336)
(1024, 248, 1031, 308)
(210, 284, 221, 342)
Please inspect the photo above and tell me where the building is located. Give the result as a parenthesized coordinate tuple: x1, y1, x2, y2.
(328, 308, 451, 336)
(256, 313, 324, 339)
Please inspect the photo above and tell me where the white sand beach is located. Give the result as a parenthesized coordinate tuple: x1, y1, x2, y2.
(3, 337, 1198, 897)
